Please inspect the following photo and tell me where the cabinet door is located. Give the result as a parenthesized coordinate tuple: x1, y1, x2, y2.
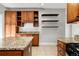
(78, 4, 79, 16)
(11, 11, 16, 25)
(5, 24, 11, 38)
(21, 11, 28, 23)
(5, 11, 11, 25)
(67, 3, 78, 23)
(11, 25, 16, 37)
(32, 34, 39, 46)
(28, 11, 34, 22)
(57, 40, 66, 56)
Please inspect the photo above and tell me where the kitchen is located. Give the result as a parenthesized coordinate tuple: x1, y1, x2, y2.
(0, 3, 66, 56)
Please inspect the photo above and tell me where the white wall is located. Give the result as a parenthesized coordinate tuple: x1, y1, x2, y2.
(0, 13, 3, 38)
(0, 4, 5, 40)
(72, 23, 79, 37)
(0, 12, 4, 42)
(39, 9, 66, 44)
(67, 23, 79, 38)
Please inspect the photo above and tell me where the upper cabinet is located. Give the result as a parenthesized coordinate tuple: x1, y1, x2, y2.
(21, 11, 34, 23)
(28, 11, 34, 22)
(11, 12, 17, 25)
(5, 11, 16, 25)
(21, 11, 28, 23)
(5, 11, 16, 38)
(5, 11, 11, 25)
(67, 3, 78, 23)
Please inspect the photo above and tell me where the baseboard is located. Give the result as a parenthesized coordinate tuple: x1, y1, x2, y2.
(39, 42, 57, 46)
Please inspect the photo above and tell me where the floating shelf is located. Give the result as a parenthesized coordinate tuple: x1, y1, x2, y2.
(42, 20, 59, 22)
(42, 14, 59, 16)
(42, 26, 58, 28)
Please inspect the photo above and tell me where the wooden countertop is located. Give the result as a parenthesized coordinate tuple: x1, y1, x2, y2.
(0, 37, 33, 50)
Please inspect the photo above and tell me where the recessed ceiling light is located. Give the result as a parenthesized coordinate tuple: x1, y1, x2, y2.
(41, 3, 44, 6)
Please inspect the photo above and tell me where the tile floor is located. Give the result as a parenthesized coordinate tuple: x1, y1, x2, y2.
(32, 45, 57, 56)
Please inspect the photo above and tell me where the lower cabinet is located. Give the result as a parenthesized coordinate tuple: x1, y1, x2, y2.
(32, 34, 39, 46)
(0, 51, 22, 56)
(0, 42, 32, 56)
(57, 40, 66, 56)
(16, 33, 39, 46)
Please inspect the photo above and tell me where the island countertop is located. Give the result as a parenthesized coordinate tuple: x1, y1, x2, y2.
(0, 37, 33, 50)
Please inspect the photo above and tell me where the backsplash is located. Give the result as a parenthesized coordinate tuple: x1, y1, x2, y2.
(19, 23, 39, 32)
(74, 35, 79, 41)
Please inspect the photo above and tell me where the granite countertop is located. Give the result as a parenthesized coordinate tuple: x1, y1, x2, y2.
(58, 37, 79, 43)
(17, 32, 39, 34)
(58, 37, 73, 43)
(0, 37, 33, 50)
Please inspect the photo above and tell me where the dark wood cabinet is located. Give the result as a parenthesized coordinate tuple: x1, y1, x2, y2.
(67, 3, 78, 23)
(32, 34, 39, 46)
(57, 40, 66, 56)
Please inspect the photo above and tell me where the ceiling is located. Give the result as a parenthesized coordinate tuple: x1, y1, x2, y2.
(1, 3, 66, 9)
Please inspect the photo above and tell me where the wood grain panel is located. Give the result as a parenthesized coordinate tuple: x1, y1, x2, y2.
(11, 11, 16, 25)
(67, 3, 78, 23)
(11, 25, 16, 37)
(28, 11, 34, 22)
(5, 24, 11, 38)
(57, 40, 66, 56)
(21, 11, 27, 23)
(32, 34, 39, 46)
(5, 11, 11, 25)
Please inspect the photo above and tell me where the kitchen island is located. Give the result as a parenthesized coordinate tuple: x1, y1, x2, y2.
(0, 37, 32, 56)
(16, 32, 39, 46)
